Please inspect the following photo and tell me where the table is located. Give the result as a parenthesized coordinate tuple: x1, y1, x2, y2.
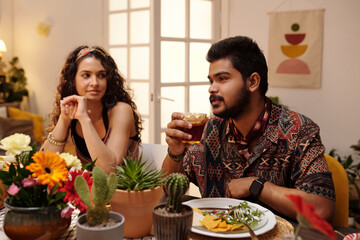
(0, 206, 359, 240)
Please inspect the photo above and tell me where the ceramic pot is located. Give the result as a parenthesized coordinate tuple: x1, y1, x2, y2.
(76, 211, 125, 240)
(109, 186, 163, 238)
(3, 199, 71, 240)
(153, 203, 193, 240)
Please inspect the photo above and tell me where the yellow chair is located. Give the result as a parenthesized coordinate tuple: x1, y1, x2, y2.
(325, 154, 349, 227)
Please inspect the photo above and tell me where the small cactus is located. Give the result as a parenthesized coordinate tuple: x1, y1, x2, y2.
(164, 173, 189, 213)
(75, 167, 117, 226)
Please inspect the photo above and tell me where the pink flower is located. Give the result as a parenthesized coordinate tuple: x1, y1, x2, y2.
(61, 206, 74, 218)
(7, 183, 20, 196)
(21, 178, 38, 188)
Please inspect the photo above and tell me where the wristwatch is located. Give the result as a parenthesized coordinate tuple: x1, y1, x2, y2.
(249, 178, 267, 198)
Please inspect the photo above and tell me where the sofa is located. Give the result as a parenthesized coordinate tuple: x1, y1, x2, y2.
(0, 102, 44, 147)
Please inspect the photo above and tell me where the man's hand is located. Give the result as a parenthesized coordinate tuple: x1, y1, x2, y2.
(165, 112, 193, 156)
(226, 177, 257, 198)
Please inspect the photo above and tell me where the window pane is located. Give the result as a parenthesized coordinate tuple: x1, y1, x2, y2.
(190, 0, 212, 39)
(130, 47, 149, 79)
(190, 42, 211, 82)
(109, 47, 127, 78)
(161, 87, 185, 128)
(130, 10, 149, 44)
(109, 0, 127, 11)
(161, 132, 166, 145)
(109, 13, 127, 45)
(142, 117, 150, 143)
(189, 85, 211, 114)
(130, 82, 149, 115)
(161, 42, 185, 83)
(131, 0, 150, 9)
(161, 0, 185, 38)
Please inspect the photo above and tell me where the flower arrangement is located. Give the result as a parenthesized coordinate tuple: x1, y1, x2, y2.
(285, 194, 336, 240)
(0, 133, 87, 217)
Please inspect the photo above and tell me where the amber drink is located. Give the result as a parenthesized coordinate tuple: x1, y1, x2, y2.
(181, 113, 207, 144)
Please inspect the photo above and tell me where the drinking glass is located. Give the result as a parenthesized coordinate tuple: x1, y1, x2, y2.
(180, 113, 207, 144)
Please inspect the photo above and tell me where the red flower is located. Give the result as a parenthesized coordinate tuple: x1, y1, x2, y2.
(285, 194, 336, 240)
(60, 170, 92, 213)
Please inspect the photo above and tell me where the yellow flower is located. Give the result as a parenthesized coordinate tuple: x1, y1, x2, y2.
(26, 151, 68, 189)
(58, 152, 82, 170)
(0, 133, 32, 156)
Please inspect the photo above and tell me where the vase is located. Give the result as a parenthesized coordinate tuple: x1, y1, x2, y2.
(76, 211, 125, 240)
(109, 186, 163, 238)
(3, 199, 71, 240)
(153, 203, 193, 240)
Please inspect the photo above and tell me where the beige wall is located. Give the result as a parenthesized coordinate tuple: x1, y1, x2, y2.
(226, 0, 360, 156)
(0, 0, 359, 155)
(0, 0, 104, 121)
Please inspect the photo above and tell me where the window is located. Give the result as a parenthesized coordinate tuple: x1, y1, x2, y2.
(107, 0, 219, 143)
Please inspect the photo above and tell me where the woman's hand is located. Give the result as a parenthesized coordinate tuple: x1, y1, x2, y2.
(60, 95, 90, 122)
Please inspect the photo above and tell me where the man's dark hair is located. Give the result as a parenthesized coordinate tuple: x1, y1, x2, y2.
(206, 36, 268, 96)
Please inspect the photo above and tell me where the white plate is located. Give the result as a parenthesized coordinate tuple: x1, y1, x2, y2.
(183, 198, 276, 239)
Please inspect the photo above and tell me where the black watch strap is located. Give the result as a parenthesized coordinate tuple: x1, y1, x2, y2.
(249, 178, 267, 198)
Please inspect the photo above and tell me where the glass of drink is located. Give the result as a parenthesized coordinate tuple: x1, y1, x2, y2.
(180, 113, 208, 144)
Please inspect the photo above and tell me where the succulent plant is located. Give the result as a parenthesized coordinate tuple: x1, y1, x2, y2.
(114, 154, 165, 191)
(164, 173, 189, 213)
(75, 167, 117, 226)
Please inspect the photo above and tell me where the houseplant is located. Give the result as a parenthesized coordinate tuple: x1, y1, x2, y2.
(75, 166, 124, 240)
(110, 154, 165, 238)
(329, 140, 360, 226)
(153, 173, 193, 240)
(329, 143, 360, 213)
(2, 57, 28, 102)
(0, 133, 83, 240)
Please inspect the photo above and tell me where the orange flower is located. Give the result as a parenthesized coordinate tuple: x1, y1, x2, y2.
(26, 151, 68, 189)
(285, 194, 336, 240)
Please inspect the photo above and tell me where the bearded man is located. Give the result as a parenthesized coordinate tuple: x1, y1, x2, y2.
(162, 36, 335, 222)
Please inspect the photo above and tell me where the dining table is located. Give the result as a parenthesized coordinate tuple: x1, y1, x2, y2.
(0, 199, 359, 240)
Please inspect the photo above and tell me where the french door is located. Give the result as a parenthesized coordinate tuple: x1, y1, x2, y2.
(105, 0, 219, 144)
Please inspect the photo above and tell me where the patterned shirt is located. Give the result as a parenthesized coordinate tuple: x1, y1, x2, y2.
(183, 101, 335, 201)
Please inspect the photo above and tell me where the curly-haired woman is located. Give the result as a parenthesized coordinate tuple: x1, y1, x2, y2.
(43, 46, 142, 173)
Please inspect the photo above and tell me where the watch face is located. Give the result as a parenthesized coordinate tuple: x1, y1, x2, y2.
(250, 179, 265, 198)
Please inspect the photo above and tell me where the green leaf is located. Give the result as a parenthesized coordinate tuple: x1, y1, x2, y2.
(8, 164, 16, 178)
(82, 159, 96, 171)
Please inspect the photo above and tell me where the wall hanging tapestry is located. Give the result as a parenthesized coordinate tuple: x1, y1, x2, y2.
(268, 9, 325, 88)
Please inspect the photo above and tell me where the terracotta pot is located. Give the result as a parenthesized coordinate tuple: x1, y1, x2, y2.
(3, 199, 71, 240)
(76, 211, 125, 240)
(153, 203, 193, 240)
(109, 186, 163, 238)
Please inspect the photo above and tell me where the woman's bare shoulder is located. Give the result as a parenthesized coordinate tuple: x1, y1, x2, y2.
(108, 102, 133, 117)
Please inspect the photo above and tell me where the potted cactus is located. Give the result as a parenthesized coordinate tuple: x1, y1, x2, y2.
(75, 167, 125, 240)
(153, 173, 193, 240)
(109, 155, 165, 238)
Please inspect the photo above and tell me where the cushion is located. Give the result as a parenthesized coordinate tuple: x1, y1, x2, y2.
(0, 107, 6, 118)
(7, 107, 44, 143)
(0, 117, 35, 142)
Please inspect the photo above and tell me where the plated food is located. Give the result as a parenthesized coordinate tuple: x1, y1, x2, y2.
(193, 201, 264, 233)
(183, 198, 277, 239)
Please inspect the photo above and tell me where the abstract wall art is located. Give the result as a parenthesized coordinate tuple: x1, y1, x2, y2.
(268, 9, 325, 88)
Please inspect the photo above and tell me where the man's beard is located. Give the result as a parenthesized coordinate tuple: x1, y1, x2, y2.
(209, 87, 251, 119)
